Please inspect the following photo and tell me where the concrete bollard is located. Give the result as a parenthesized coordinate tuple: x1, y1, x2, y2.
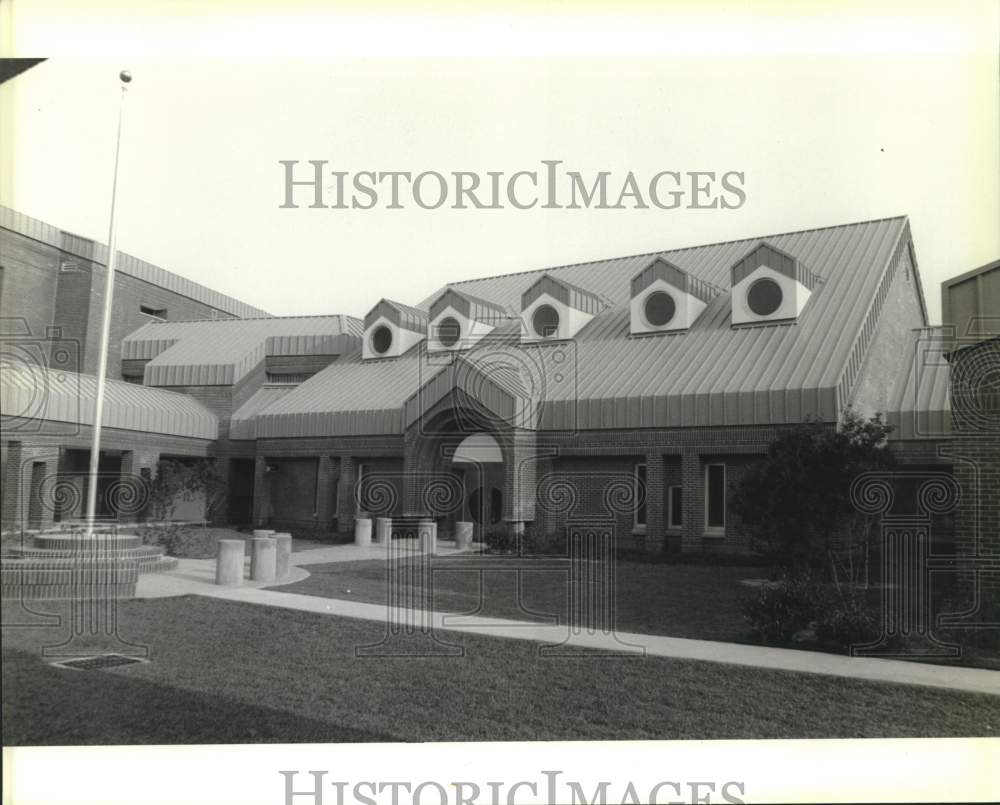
(215, 539, 245, 586)
(419, 519, 437, 555)
(375, 517, 392, 545)
(273, 533, 292, 578)
(355, 517, 372, 547)
(253, 529, 275, 538)
(250, 537, 277, 582)
(454, 521, 473, 551)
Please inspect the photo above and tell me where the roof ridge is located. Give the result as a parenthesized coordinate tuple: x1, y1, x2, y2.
(134, 313, 363, 326)
(445, 215, 909, 289)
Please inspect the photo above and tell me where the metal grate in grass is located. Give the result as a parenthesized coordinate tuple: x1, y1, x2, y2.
(49, 654, 148, 671)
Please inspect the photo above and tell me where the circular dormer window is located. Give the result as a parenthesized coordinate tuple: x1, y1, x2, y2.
(436, 316, 461, 347)
(532, 304, 560, 338)
(746, 278, 784, 316)
(370, 325, 393, 355)
(643, 291, 676, 327)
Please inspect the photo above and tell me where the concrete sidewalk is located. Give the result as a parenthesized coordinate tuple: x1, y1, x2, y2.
(134, 538, 465, 598)
(200, 584, 1000, 697)
(136, 540, 999, 697)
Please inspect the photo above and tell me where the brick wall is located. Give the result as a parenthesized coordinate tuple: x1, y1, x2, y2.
(1, 227, 238, 381)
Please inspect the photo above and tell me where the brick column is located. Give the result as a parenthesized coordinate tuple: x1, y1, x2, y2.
(645, 452, 665, 547)
(680, 450, 703, 552)
(208, 456, 228, 526)
(533, 453, 554, 537)
(503, 429, 537, 525)
(316, 455, 337, 532)
(2, 441, 24, 531)
(336, 455, 357, 529)
(252, 456, 271, 527)
(22, 445, 60, 531)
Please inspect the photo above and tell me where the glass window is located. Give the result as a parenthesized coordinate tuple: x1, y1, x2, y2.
(532, 304, 560, 338)
(634, 462, 647, 528)
(370, 326, 393, 354)
(436, 316, 461, 347)
(668, 485, 683, 528)
(746, 278, 783, 316)
(643, 290, 676, 327)
(705, 463, 726, 530)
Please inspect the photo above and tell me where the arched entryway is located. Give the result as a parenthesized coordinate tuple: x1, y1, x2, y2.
(453, 432, 504, 536)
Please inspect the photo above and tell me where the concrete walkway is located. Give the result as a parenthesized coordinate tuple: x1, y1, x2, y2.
(197, 585, 998, 697)
(136, 542, 1000, 697)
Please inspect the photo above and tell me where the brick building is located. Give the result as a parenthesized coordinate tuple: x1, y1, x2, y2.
(3, 207, 993, 558)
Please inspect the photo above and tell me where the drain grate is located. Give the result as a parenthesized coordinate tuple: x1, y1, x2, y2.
(49, 654, 148, 671)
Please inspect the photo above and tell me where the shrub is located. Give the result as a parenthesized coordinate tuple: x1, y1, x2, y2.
(483, 525, 515, 554)
(742, 572, 818, 644)
(813, 587, 879, 647)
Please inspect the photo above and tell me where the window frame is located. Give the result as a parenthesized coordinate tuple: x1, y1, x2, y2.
(667, 484, 683, 529)
(703, 462, 726, 535)
(633, 461, 647, 533)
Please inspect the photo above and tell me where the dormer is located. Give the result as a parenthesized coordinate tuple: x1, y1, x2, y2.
(629, 257, 720, 334)
(520, 274, 606, 343)
(362, 299, 427, 359)
(730, 242, 818, 325)
(427, 288, 510, 352)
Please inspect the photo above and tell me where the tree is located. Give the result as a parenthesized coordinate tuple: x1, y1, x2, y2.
(147, 459, 225, 523)
(731, 408, 895, 586)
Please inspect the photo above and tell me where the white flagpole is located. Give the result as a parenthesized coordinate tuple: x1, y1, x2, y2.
(84, 70, 132, 538)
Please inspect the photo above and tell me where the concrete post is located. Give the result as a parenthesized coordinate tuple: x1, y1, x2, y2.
(375, 517, 392, 545)
(355, 517, 372, 546)
(273, 532, 292, 577)
(215, 539, 245, 586)
(455, 520, 473, 550)
(419, 519, 437, 555)
(250, 537, 277, 582)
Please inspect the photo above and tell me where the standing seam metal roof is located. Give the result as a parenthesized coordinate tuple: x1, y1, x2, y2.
(1, 366, 218, 439)
(121, 316, 363, 387)
(254, 217, 916, 438)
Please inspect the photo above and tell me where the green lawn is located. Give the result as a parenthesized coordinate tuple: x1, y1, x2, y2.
(3, 596, 999, 745)
(270, 556, 1000, 670)
(272, 557, 756, 642)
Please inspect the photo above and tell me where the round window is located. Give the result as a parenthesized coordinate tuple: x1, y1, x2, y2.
(370, 325, 393, 355)
(532, 304, 560, 338)
(643, 291, 676, 327)
(436, 316, 461, 347)
(746, 278, 784, 316)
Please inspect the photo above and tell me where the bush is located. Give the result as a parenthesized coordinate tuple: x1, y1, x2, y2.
(484, 525, 562, 556)
(742, 572, 817, 644)
(813, 587, 879, 647)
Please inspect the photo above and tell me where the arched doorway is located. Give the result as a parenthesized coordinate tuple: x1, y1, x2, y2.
(452, 433, 504, 538)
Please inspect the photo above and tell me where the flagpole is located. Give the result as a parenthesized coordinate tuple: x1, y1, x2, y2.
(84, 70, 132, 538)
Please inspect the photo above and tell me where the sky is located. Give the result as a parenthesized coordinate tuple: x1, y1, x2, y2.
(3, 1, 998, 324)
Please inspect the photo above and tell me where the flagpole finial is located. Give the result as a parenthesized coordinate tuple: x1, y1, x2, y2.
(119, 70, 132, 84)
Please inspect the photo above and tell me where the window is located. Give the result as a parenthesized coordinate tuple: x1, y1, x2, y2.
(370, 326, 393, 355)
(667, 485, 683, 529)
(532, 304, 560, 338)
(746, 278, 783, 316)
(705, 463, 726, 532)
(643, 291, 676, 327)
(436, 316, 461, 347)
(634, 462, 647, 530)
(140, 304, 167, 319)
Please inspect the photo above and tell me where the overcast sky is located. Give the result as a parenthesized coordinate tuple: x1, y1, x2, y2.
(4, 2, 998, 324)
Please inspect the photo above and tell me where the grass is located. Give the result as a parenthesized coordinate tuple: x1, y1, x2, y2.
(270, 555, 1000, 669)
(272, 556, 756, 642)
(3, 595, 999, 745)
